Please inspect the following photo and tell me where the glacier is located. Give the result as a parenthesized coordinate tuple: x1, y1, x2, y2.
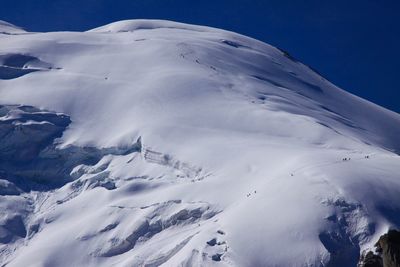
(0, 19, 400, 267)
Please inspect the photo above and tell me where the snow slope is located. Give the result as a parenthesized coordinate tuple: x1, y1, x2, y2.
(0, 21, 26, 34)
(0, 19, 400, 267)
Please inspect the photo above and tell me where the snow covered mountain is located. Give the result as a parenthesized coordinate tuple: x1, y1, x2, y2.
(1, 19, 400, 267)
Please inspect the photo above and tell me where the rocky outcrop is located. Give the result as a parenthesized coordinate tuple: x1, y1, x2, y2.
(359, 229, 400, 267)
(358, 251, 383, 267)
(377, 230, 400, 267)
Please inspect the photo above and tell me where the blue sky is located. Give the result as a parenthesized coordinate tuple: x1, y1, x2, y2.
(1, 0, 399, 113)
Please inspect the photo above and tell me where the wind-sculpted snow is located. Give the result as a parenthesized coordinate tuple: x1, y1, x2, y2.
(88, 19, 213, 33)
(1, 19, 400, 266)
(0, 21, 26, 35)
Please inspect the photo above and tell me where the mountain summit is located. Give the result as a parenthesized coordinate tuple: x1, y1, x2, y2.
(1, 20, 400, 267)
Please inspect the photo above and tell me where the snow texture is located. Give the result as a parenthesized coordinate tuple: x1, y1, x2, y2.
(0, 21, 26, 35)
(1, 19, 400, 267)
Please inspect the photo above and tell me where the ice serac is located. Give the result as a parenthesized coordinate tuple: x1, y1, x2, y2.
(1, 19, 400, 267)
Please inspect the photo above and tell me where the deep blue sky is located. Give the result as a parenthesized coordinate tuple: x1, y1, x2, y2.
(1, 0, 399, 113)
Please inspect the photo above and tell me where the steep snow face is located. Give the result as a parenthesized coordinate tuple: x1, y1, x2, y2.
(1, 20, 400, 267)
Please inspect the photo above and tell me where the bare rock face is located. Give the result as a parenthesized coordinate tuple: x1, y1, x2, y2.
(377, 230, 400, 267)
(359, 230, 400, 267)
(358, 251, 383, 267)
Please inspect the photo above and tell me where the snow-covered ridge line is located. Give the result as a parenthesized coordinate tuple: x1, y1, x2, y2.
(87, 19, 213, 33)
(0, 20, 26, 34)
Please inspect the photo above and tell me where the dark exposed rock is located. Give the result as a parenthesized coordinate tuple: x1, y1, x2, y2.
(211, 253, 222, 262)
(377, 230, 400, 267)
(358, 229, 400, 267)
(358, 251, 383, 267)
(217, 230, 225, 235)
(206, 238, 217, 246)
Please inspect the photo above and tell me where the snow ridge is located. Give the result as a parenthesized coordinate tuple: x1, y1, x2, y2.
(0, 20, 26, 34)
